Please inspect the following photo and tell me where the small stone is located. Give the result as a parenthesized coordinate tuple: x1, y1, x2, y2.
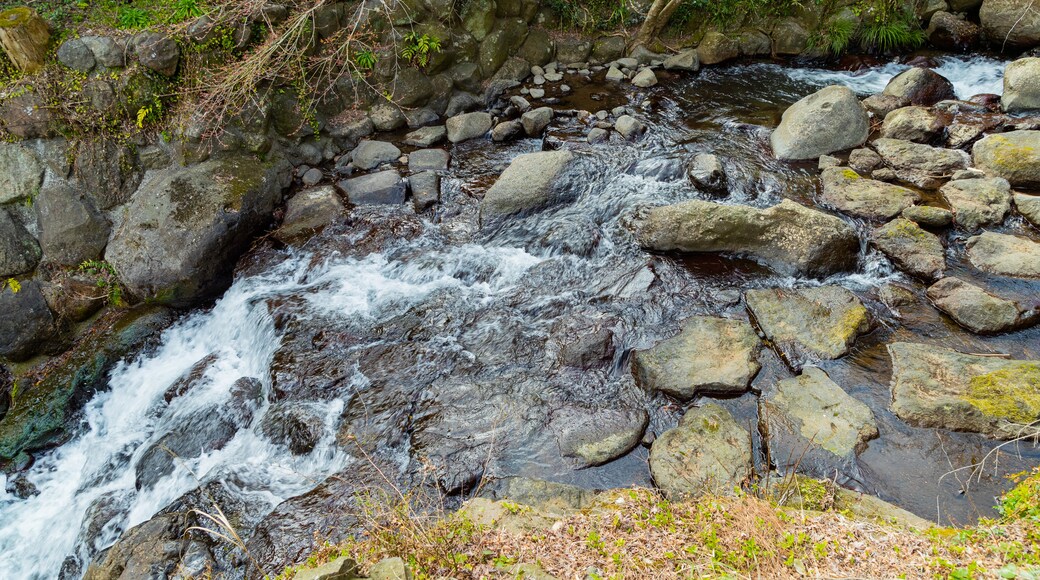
(587, 128, 609, 144)
(301, 167, 323, 186)
(529, 88, 545, 99)
(819, 155, 841, 169)
(408, 149, 450, 172)
(492, 120, 523, 142)
(873, 218, 946, 279)
(521, 107, 553, 136)
(615, 115, 646, 140)
(902, 205, 953, 227)
(403, 125, 447, 148)
(605, 66, 626, 82)
(631, 68, 658, 88)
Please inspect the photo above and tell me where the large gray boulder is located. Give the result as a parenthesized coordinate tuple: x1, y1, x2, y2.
(973, 131, 1040, 188)
(889, 342, 1040, 439)
(940, 177, 1011, 231)
(0, 208, 41, 278)
(744, 286, 870, 370)
(771, 85, 869, 160)
(965, 231, 1040, 278)
(337, 170, 407, 205)
(880, 106, 946, 143)
(350, 140, 401, 171)
(760, 367, 878, 471)
(980, 0, 1040, 48)
(105, 155, 291, 306)
(637, 199, 859, 277)
(0, 143, 44, 204)
(927, 11, 981, 51)
(927, 277, 1039, 334)
(478, 18, 528, 77)
(820, 167, 919, 220)
(0, 281, 56, 362)
(882, 67, 955, 105)
(1002, 58, 1040, 112)
(446, 112, 492, 143)
(873, 138, 969, 188)
(696, 31, 740, 65)
(273, 186, 345, 242)
(649, 404, 751, 497)
(631, 316, 761, 400)
(481, 150, 574, 218)
(133, 33, 180, 77)
(872, 218, 946, 279)
(35, 183, 110, 266)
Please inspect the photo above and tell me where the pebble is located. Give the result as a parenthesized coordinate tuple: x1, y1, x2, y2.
(534, 75, 545, 85)
(560, 84, 571, 93)
(531, 65, 545, 76)
(588, 128, 609, 144)
(529, 88, 545, 99)
(612, 106, 627, 116)
(301, 167, 323, 186)
(545, 72, 563, 82)
(596, 110, 608, 120)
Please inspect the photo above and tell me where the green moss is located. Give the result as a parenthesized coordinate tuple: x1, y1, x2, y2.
(796, 478, 833, 511)
(883, 218, 930, 242)
(841, 168, 860, 180)
(964, 364, 1040, 424)
(0, 7, 32, 28)
(988, 135, 1038, 170)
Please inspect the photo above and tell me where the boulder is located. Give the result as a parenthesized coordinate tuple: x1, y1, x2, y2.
(889, 342, 1040, 439)
(351, 140, 401, 171)
(590, 36, 625, 64)
(133, 33, 180, 77)
(0, 143, 43, 204)
(631, 316, 761, 400)
(294, 557, 359, 580)
(521, 106, 553, 136)
(407, 148, 450, 172)
(940, 177, 1011, 231)
(492, 55, 531, 83)
(369, 103, 407, 131)
(105, 156, 291, 306)
(614, 115, 646, 139)
(1014, 192, 1040, 226)
(0, 307, 174, 456)
(555, 37, 591, 63)
(820, 167, 920, 220)
(403, 125, 446, 148)
(446, 111, 493, 143)
(0, 281, 56, 363)
(481, 150, 574, 218)
(927, 277, 1039, 334)
(848, 148, 883, 174)
(550, 405, 648, 467)
(862, 94, 909, 118)
(337, 170, 407, 205)
(649, 404, 752, 497)
(631, 67, 657, 88)
(771, 18, 809, 54)
(0, 208, 40, 278)
(980, 0, 1040, 48)
(637, 199, 859, 277)
(761, 367, 878, 465)
(771, 86, 870, 160)
(605, 66, 626, 82)
(478, 18, 529, 77)
(737, 29, 772, 56)
(872, 218, 946, 279)
(410, 171, 440, 211)
(491, 120, 523, 142)
(518, 29, 554, 65)
(697, 31, 740, 65)
(882, 67, 956, 105)
(80, 36, 124, 68)
(744, 286, 870, 370)
(927, 11, 981, 51)
(73, 139, 143, 211)
(902, 205, 953, 227)
(972, 131, 1040, 188)
(368, 557, 413, 580)
(57, 38, 95, 71)
(1004, 58, 1040, 113)
(35, 183, 110, 267)
(881, 106, 946, 143)
(462, 0, 496, 40)
(391, 68, 433, 107)
(686, 153, 727, 194)
(873, 138, 970, 182)
(0, 92, 53, 139)
(274, 186, 345, 242)
(663, 49, 699, 71)
(965, 231, 1040, 278)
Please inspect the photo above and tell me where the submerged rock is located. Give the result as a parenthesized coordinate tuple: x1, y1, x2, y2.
(872, 218, 946, 279)
(337, 170, 408, 205)
(965, 232, 1040, 278)
(481, 150, 575, 219)
(771, 85, 870, 161)
(631, 316, 761, 400)
(889, 342, 1040, 439)
(760, 367, 878, 473)
(927, 277, 1040, 334)
(649, 404, 752, 497)
(940, 177, 1011, 231)
(972, 131, 1040, 188)
(350, 140, 401, 171)
(637, 199, 859, 277)
(686, 153, 727, 194)
(550, 405, 648, 467)
(745, 286, 870, 370)
(820, 167, 919, 220)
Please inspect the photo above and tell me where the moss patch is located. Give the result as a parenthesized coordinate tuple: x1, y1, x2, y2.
(965, 363, 1040, 424)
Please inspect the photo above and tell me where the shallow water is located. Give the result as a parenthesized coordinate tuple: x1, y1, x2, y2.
(2, 55, 1038, 578)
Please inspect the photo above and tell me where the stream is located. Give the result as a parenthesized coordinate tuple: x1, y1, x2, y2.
(2, 54, 1039, 579)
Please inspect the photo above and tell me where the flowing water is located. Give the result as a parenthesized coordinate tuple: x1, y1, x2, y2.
(2, 55, 1038, 578)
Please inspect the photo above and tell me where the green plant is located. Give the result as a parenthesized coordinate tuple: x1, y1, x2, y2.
(809, 17, 856, 54)
(855, 0, 924, 53)
(171, 0, 204, 22)
(78, 259, 123, 306)
(117, 6, 151, 29)
(401, 32, 441, 67)
(353, 48, 377, 71)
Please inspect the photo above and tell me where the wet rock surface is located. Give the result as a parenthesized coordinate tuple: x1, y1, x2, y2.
(649, 404, 752, 498)
(872, 218, 946, 280)
(819, 166, 919, 220)
(771, 85, 869, 160)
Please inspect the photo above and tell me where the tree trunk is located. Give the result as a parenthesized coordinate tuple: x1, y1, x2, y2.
(0, 7, 50, 73)
(634, 0, 683, 48)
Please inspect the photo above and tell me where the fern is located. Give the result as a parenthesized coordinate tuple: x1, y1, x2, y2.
(353, 49, 377, 71)
(117, 6, 151, 29)
(401, 33, 442, 68)
(171, 0, 205, 22)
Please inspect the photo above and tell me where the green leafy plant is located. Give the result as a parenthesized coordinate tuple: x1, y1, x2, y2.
(810, 17, 856, 55)
(78, 259, 123, 306)
(855, 0, 924, 53)
(117, 6, 151, 29)
(353, 48, 377, 71)
(401, 32, 442, 68)
(171, 0, 204, 22)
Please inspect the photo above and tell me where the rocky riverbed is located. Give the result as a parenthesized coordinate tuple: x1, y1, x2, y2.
(3, 50, 1040, 579)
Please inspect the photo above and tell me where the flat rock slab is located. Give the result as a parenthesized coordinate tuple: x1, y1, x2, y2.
(337, 170, 407, 205)
(408, 148, 450, 172)
(889, 342, 1040, 439)
(873, 138, 970, 182)
(631, 315, 762, 400)
(403, 125, 447, 148)
(274, 186, 345, 242)
(649, 404, 752, 498)
(550, 405, 648, 468)
(872, 218, 946, 280)
(965, 232, 1040, 278)
(927, 276, 1039, 334)
(745, 286, 870, 370)
(481, 150, 574, 219)
(761, 367, 878, 466)
(820, 167, 919, 221)
(637, 199, 859, 277)
(350, 140, 401, 171)
(446, 112, 492, 143)
(940, 177, 1011, 231)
